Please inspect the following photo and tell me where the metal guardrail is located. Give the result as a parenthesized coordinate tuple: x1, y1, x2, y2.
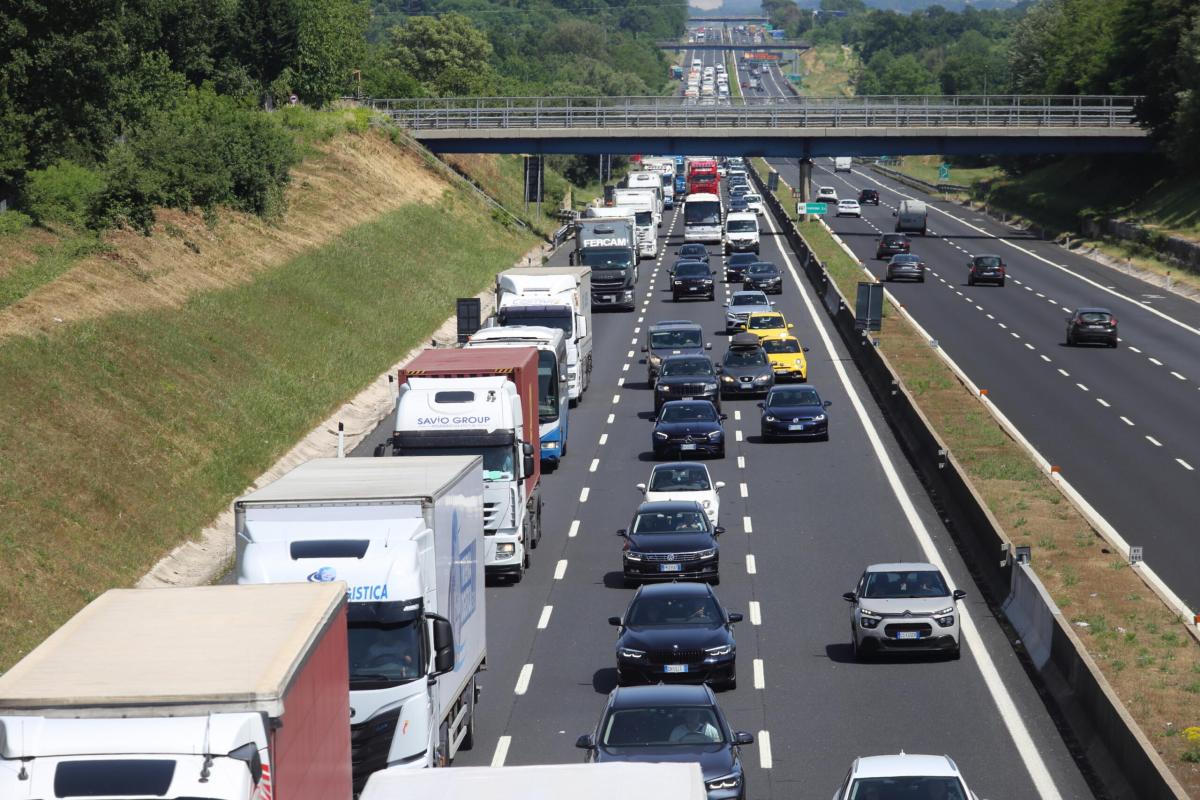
(368, 95, 1143, 132)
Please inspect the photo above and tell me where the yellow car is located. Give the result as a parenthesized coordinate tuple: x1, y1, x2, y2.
(744, 312, 794, 342)
(762, 336, 809, 381)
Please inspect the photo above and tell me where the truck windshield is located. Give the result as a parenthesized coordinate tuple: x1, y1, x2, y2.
(634, 211, 653, 226)
(415, 445, 515, 481)
(498, 308, 572, 334)
(685, 201, 721, 226)
(348, 618, 424, 688)
(537, 350, 561, 422)
(580, 248, 633, 269)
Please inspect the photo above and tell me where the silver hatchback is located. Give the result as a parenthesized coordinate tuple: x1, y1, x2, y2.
(842, 563, 965, 660)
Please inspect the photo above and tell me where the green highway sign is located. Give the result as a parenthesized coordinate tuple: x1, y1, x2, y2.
(801, 202, 828, 214)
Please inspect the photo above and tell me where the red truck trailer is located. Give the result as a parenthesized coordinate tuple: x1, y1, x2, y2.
(687, 158, 720, 195)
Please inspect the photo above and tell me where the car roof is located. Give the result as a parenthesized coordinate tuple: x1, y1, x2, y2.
(635, 581, 713, 599)
(890, 254, 920, 260)
(769, 382, 816, 392)
(1076, 307, 1113, 314)
(660, 399, 717, 410)
(674, 260, 711, 269)
(636, 499, 707, 513)
(865, 562, 939, 573)
(746, 311, 784, 318)
(730, 289, 767, 299)
(679, 243, 707, 251)
(650, 320, 702, 331)
(852, 753, 959, 779)
(729, 332, 763, 349)
(881, 233, 907, 239)
(763, 336, 800, 346)
(610, 683, 715, 709)
(661, 353, 711, 364)
(650, 461, 709, 473)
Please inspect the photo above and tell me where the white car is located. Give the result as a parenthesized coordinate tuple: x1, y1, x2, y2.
(742, 193, 764, 216)
(816, 186, 838, 204)
(831, 753, 982, 800)
(636, 462, 724, 525)
(835, 199, 862, 218)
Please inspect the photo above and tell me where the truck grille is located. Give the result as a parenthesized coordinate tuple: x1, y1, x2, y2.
(483, 501, 501, 535)
(350, 708, 400, 790)
(647, 648, 706, 664)
(593, 278, 626, 290)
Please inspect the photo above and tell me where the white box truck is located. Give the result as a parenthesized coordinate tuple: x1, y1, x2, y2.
(494, 266, 594, 408)
(612, 188, 660, 258)
(235, 456, 486, 790)
(895, 199, 928, 235)
(834, 156, 853, 173)
(362, 762, 707, 800)
(0, 583, 352, 800)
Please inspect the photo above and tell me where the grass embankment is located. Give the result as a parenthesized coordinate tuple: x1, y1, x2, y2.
(795, 44, 858, 97)
(752, 158, 1200, 787)
(885, 155, 1001, 190)
(0, 144, 538, 673)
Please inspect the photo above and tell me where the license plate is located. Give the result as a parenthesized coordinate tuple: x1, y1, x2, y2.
(680, 443, 698, 451)
(682, 396, 694, 401)
(664, 664, 688, 673)
(788, 424, 806, 431)
(688, 286, 700, 291)
(660, 563, 683, 572)
(896, 631, 921, 640)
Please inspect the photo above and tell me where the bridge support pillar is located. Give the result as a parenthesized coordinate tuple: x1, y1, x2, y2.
(798, 158, 813, 219)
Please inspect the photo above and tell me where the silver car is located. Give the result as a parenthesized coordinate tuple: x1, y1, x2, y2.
(842, 563, 965, 660)
(723, 291, 774, 334)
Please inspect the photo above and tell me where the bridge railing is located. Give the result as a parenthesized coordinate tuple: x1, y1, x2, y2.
(367, 95, 1142, 130)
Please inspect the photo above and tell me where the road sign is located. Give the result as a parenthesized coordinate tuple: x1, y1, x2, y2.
(800, 202, 827, 215)
(938, 162, 951, 181)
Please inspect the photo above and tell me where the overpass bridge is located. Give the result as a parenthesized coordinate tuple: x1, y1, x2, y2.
(660, 40, 809, 52)
(371, 95, 1150, 158)
(688, 15, 768, 23)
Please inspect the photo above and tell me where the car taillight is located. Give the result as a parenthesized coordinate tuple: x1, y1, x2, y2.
(1109, 318, 1117, 326)
(998, 266, 1006, 274)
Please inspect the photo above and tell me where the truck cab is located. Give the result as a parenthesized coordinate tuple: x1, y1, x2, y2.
(574, 217, 639, 311)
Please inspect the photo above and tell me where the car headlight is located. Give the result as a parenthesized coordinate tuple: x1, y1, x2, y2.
(706, 774, 742, 791)
(859, 609, 881, 629)
(794, 359, 805, 367)
(705, 644, 733, 657)
(653, 431, 668, 440)
(674, 280, 684, 286)
(702, 279, 713, 284)
(764, 414, 776, 422)
(935, 614, 955, 628)
(697, 548, 717, 559)
(497, 543, 515, 555)
(721, 375, 735, 383)
(813, 413, 826, 422)
(618, 646, 645, 659)
(708, 431, 723, 441)
(754, 374, 771, 383)
(704, 382, 718, 392)
(657, 384, 670, 392)
(623, 291, 633, 299)
(623, 550, 643, 561)
(935, 606, 954, 616)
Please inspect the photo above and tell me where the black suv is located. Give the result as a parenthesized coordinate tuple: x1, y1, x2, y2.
(655, 355, 720, 413)
(1066, 308, 1118, 348)
(644, 321, 710, 383)
(741, 262, 782, 295)
(875, 233, 910, 260)
(858, 188, 880, 205)
(673, 261, 716, 301)
(725, 252, 758, 283)
(968, 254, 1006, 286)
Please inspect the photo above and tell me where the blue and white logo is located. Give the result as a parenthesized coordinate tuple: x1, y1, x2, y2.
(448, 509, 478, 670)
(307, 566, 337, 583)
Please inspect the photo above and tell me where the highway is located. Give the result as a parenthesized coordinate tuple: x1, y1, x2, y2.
(342, 39, 1100, 798)
(736, 36, 1200, 612)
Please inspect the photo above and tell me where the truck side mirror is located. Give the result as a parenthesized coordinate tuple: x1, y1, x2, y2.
(227, 743, 263, 785)
(568, 251, 576, 265)
(522, 442, 535, 477)
(429, 614, 455, 676)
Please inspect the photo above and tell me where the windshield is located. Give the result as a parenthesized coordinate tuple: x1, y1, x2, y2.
(747, 316, 784, 330)
(650, 329, 702, 349)
(848, 777, 967, 799)
(862, 570, 950, 599)
(628, 594, 722, 626)
(748, 264, 777, 276)
(685, 201, 721, 226)
(634, 211, 653, 226)
(649, 465, 711, 492)
(762, 339, 800, 354)
(537, 350, 561, 421)
(498, 308, 571, 334)
(660, 403, 718, 423)
(348, 618, 424, 688)
(661, 358, 714, 377)
(679, 246, 707, 258)
(410, 445, 514, 482)
(769, 388, 820, 407)
(724, 348, 767, 366)
(675, 263, 709, 278)
(974, 256, 1002, 268)
(727, 220, 756, 233)
(633, 508, 709, 534)
(1078, 312, 1113, 323)
(602, 706, 724, 746)
(581, 247, 633, 269)
(730, 292, 766, 307)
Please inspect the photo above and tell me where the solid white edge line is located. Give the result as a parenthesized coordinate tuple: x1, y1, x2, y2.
(514, 663, 534, 695)
(537, 605, 553, 629)
(760, 202, 1065, 800)
(490, 735, 512, 767)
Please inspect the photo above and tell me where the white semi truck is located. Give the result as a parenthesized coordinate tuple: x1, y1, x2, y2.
(494, 266, 593, 407)
(612, 188, 660, 258)
(235, 456, 486, 790)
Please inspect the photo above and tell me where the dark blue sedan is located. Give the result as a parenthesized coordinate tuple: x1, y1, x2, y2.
(653, 400, 727, 459)
(758, 385, 831, 441)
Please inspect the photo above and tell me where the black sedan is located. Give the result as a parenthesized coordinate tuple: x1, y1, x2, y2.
(718, 334, 774, 398)
(618, 501, 723, 584)
(758, 384, 831, 441)
(655, 355, 721, 413)
(610, 582, 741, 689)
(967, 254, 1006, 286)
(673, 261, 717, 301)
(676, 243, 710, 263)
(1066, 307, 1119, 347)
(652, 400, 727, 459)
(858, 188, 880, 205)
(741, 262, 783, 295)
(885, 253, 926, 283)
(577, 684, 753, 800)
(724, 252, 758, 282)
(875, 233, 910, 260)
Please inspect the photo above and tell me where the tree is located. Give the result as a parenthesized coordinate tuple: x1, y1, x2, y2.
(390, 14, 496, 96)
(290, 0, 368, 104)
(858, 51, 938, 95)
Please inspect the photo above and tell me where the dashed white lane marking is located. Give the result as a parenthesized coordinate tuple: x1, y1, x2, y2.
(606, 413, 615, 424)
(1076, 383, 1088, 392)
(1171, 371, 1186, 381)
(537, 605, 553, 629)
(743, 516, 753, 533)
(491, 735, 512, 767)
(986, 313, 995, 320)
(1057, 368, 1070, 377)
(1040, 354, 1052, 363)
(752, 659, 765, 689)
(1178, 459, 1195, 471)
(746, 554, 757, 574)
(1129, 346, 1142, 353)
(749, 601, 762, 625)
(627, 350, 635, 358)
(622, 363, 630, 372)
(1010, 332, 1020, 339)
(737, 456, 746, 469)
(998, 322, 1007, 329)
(734, 409, 741, 421)
(1121, 416, 1135, 426)
(1146, 436, 1163, 447)
(976, 305, 984, 311)
(740, 482, 749, 498)
(1096, 398, 1110, 408)
(735, 430, 743, 441)
(633, 326, 641, 334)
(568, 520, 580, 538)
(617, 378, 625, 387)
(1013, 279, 1023, 285)
(758, 730, 773, 769)
(637, 316, 644, 323)
(1036, 292, 1045, 298)
(612, 394, 621, 404)
(554, 559, 568, 579)
(599, 434, 609, 447)
(514, 664, 534, 695)
(589, 458, 599, 472)
(631, 337, 637, 344)
(1149, 357, 1163, 366)
(1024, 343, 1035, 350)
(579, 487, 590, 502)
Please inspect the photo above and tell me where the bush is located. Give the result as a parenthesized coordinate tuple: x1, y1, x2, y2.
(23, 161, 105, 227)
(0, 210, 33, 235)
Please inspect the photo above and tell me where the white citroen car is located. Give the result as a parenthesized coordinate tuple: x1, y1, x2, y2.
(636, 462, 724, 525)
(832, 753, 982, 800)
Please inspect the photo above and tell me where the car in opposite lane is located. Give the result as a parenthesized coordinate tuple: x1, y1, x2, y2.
(816, 186, 838, 205)
(967, 254, 1006, 286)
(576, 684, 753, 800)
(761, 336, 809, 382)
(885, 253, 927, 283)
(842, 562, 966, 660)
(758, 384, 830, 441)
(644, 320, 710, 383)
(618, 501, 724, 584)
(875, 233, 910, 260)
(832, 753, 981, 800)
(835, 199, 862, 218)
(637, 461, 725, 525)
(1065, 307, 1118, 347)
(741, 262, 783, 295)
(723, 290, 773, 333)
(673, 261, 717, 301)
(858, 188, 880, 206)
(654, 355, 721, 413)
(652, 400, 727, 459)
(609, 582, 741, 689)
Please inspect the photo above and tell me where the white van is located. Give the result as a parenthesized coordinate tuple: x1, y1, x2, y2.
(834, 157, 853, 173)
(895, 199, 928, 235)
(723, 211, 760, 255)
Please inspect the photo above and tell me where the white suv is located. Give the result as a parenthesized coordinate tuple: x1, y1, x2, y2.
(832, 754, 982, 799)
(637, 462, 725, 525)
(842, 562, 966, 660)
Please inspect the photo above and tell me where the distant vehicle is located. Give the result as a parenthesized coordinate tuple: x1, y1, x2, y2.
(644, 320, 710, 383)
(723, 290, 773, 333)
(816, 186, 838, 204)
(875, 233, 910, 260)
(676, 243, 710, 263)
(1065, 307, 1119, 348)
(858, 188, 881, 205)
(724, 253, 760, 284)
(835, 199, 862, 218)
(673, 261, 717, 302)
(742, 262, 783, 295)
(576, 685, 754, 799)
(967, 254, 1006, 286)
(834, 157, 853, 172)
(761, 336, 809, 382)
(728, 196, 749, 214)
(885, 253, 926, 283)
(609, 583, 741, 689)
(718, 333, 774, 399)
(652, 401, 728, 460)
(831, 754, 981, 800)
(741, 193, 764, 216)
(842, 563, 966, 660)
(758, 384, 830, 441)
(637, 462, 725, 525)
(894, 199, 928, 235)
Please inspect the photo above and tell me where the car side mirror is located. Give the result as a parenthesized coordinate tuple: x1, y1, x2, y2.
(842, 592, 857, 603)
(769, 301, 776, 306)
(576, 734, 596, 749)
(705, 342, 712, 350)
(719, 413, 728, 420)
(823, 400, 832, 407)
(953, 589, 967, 601)
(756, 402, 764, 409)
(616, 529, 627, 537)
(636, 483, 647, 492)
(723, 302, 730, 308)
(892, 211, 898, 217)
(787, 323, 794, 329)
(714, 526, 725, 536)
(728, 612, 744, 624)
(641, 346, 648, 352)
(803, 347, 810, 353)
(714, 365, 723, 374)
(734, 731, 755, 746)
(715, 481, 726, 490)
(608, 616, 622, 626)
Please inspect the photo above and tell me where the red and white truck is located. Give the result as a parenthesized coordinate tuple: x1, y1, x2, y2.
(0, 583, 351, 800)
